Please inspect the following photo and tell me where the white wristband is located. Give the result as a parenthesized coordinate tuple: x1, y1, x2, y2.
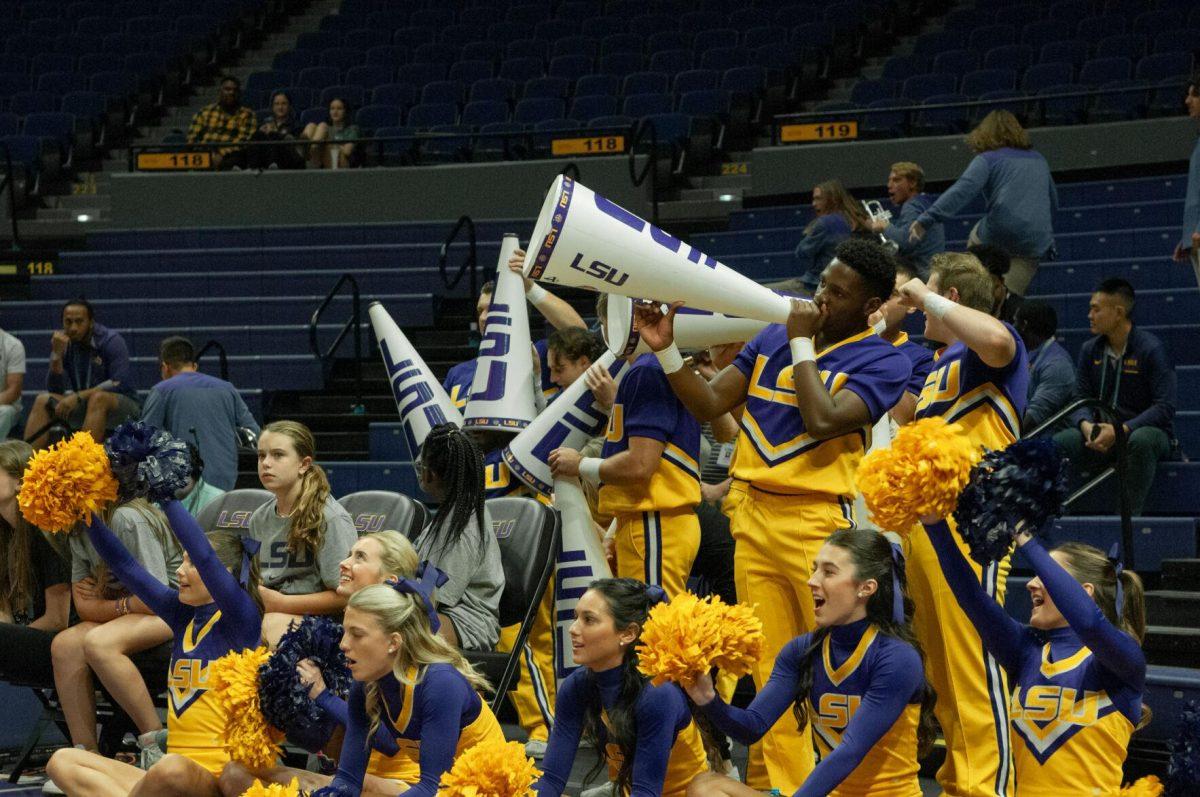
(525, 283, 549, 306)
(923, 293, 955, 320)
(654, 342, 685, 374)
(871, 317, 887, 336)
(790, 336, 816, 364)
(579, 457, 602, 486)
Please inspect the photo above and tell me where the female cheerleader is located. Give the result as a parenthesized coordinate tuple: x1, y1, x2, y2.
(217, 531, 424, 796)
(310, 571, 506, 797)
(535, 578, 709, 797)
(922, 517, 1147, 795)
(685, 530, 935, 797)
(46, 499, 262, 796)
(411, 423, 502, 652)
(248, 420, 357, 645)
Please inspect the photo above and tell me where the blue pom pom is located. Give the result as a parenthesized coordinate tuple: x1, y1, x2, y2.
(104, 421, 191, 502)
(1168, 700, 1200, 796)
(310, 785, 358, 797)
(952, 438, 1070, 565)
(258, 616, 351, 753)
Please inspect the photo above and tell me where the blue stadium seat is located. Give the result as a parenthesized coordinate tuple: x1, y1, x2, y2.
(569, 94, 617, 121)
(513, 97, 565, 125)
(1047, 0, 1090, 21)
(506, 39, 548, 63)
(523, 76, 569, 100)
(1134, 10, 1185, 36)
(420, 80, 465, 106)
(552, 35, 599, 59)
(296, 31, 343, 52)
(548, 55, 592, 82)
(622, 92, 673, 117)
(475, 120, 524, 158)
(943, 7, 990, 31)
(298, 107, 327, 127)
(320, 47, 366, 72)
(861, 98, 908, 137)
(729, 8, 773, 30)
(0, 73, 30, 99)
(677, 88, 729, 117)
(346, 65, 394, 89)
(5, 35, 42, 58)
(647, 31, 691, 53)
(599, 52, 644, 75)
(973, 90, 1027, 122)
(441, 23, 487, 48)
(1095, 33, 1147, 63)
(556, 1, 597, 21)
(0, 135, 41, 176)
(414, 43, 460, 67)
(673, 69, 719, 95)
(580, 16, 627, 39)
(881, 54, 926, 82)
(1137, 52, 1193, 82)
(394, 27, 435, 49)
(1040, 40, 1089, 69)
(1020, 20, 1071, 52)
(461, 100, 510, 127)
(601, 33, 643, 57)
(9, 91, 58, 116)
(1149, 77, 1187, 116)
(0, 55, 28, 75)
(75, 16, 124, 37)
(721, 65, 764, 96)
(423, 124, 471, 161)
(1023, 61, 1073, 92)
(355, 103, 402, 132)
(650, 49, 693, 74)
(1078, 57, 1131, 86)
(642, 111, 690, 143)
(679, 11, 723, 32)
(913, 30, 959, 59)
(932, 50, 979, 76)
(914, 93, 969, 134)
(970, 24, 1017, 52)
(961, 69, 1016, 97)
(534, 19, 577, 43)
(901, 73, 957, 101)
(36, 72, 88, 95)
(468, 78, 516, 103)
(376, 125, 415, 163)
(992, 4, 1041, 28)
(412, 9, 455, 28)
(23, 111, 75, 146)
(246, 70, 292, 96)
(372, 83, 417, 109)
(589, 113, 633, 130)
(0, 113, 18, 137)
(487, 22, 526, 44)
(448, 60, 493, 86)
(850, 78, 897, 105)
(320, 14, 359, 33)
(31, 53, 73, 74)
(1077, 15, 1126, 41)
(623, 71, 668, 97)
(576, 74, 620, 97)
(693, 28, 737, 55)
(698, 47, 743, 72)
(1153, 30, 1200, 55)
(500, 57, 545, 83)
(297, 66, 341, 90)
(273, 50, 318, 74)
(984, 44, 1033, 75)
(461, 41, 503, 63)
(1090, 79, 1144, 122)
(60, 91, 106, 123)
(406, 102, 458, 128)
(743, 26, 786, 49)
(397, 62, 447, 87)
(88, 70, 137, 98)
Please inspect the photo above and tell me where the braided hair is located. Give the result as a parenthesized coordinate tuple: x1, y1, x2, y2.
(418, 424, 486, 559)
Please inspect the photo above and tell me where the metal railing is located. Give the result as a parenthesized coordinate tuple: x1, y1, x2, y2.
(439, 215, 478, 297)
(195, 339, 229, 382)
(309, 273, 364, 414)
(1028, 397, 1134, 569)
(1, 143, 20, 250)
(628, 117, 660, 226)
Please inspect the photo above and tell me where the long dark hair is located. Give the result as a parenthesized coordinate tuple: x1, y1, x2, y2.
(419, 424, 486, 558)
(791, 530, 938, 757)
(0, 441, 41, 618)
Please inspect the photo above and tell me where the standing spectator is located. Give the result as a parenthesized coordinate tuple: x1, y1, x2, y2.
(186, 76, 257, 169)
(23, 299, 139, 448)
(1015, 300, 1076, 432)
(910, 110, 1057, 309)
(793, 179, 871, 292)
(1173, 72, 1200, 288)
(303, 97, 359, 169)
(869, 162, 944, 275)
(1053, 279, 1176, 515)
(0, 321, 24, 439)
(141, 336, 259, 492)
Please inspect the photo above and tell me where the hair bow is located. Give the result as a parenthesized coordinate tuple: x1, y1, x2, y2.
(387, 561, 450, 632)
(239, 536, 262, 588)
(644, 584, 668, 608)
(1107, 541, 1124, 622)
(888, 542, 906, 625)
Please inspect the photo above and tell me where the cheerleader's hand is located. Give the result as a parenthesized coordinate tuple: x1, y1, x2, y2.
(310, 785, 357, 797)
(683, 671, 717, 707)
(297, 658, 327, 700)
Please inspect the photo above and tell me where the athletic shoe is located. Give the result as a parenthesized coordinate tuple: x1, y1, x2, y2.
(137, 729, 168, 769)
(523, 738, 547, 759)
(40, 780, 65, 795)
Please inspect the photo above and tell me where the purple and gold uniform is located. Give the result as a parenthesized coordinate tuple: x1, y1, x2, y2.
(704, 620, 924, 797)
(321, 665, 505, 796)
(599, 353, 701, 599)
(728, 325, 911, 791)
(85, 502, 261, 776)
(926, 522, 1144, 797)
(893, 332, 935, 399)
(908, 325, 1028, 797)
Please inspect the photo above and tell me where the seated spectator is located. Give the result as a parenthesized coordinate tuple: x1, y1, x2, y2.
(186, 76, 257, 170)
(869, 161, 944, 276)
(178, 443, 225, 517)
(792, 179, 870, 292)
(0, 321, 24, 439)
(969, 242, 1014, 320)
(1053, 279, 1177, 515)
(911, 110, 1057, 307)
(141, 336, 259, 492)
(23, 299, 139, 448)
(1015, 300, 1075, 432)
(412, 423, 503, 652)
(0, 441, 71, 686)
(304, 97, 359, 169)
(1173, 72, 1200, 288)
(242, 91, 307, 170)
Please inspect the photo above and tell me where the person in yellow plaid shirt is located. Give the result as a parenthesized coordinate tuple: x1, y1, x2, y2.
(186, 76, 257, 167)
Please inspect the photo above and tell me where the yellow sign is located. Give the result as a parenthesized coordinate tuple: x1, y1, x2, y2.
(721, 162, 749, 176)
(136, 151, 213, 170)
(551, 136, 626, 157)
(0, 260, 52, 275)
(780, 121, 859, 143)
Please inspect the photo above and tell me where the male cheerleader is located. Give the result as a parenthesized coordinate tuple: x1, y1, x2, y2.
(897, 251, 1029, 797)
(635, 238, 912, 792)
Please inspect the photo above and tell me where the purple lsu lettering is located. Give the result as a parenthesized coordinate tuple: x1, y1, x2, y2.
(529, 382, 610, 461)
(1010, 685, 1104, 726)
(592, 193, 719, 269)
(214, 510, 253, 529)
(379, 340, 450, 455)
(472, 303, 514, 402)
(353, 513, 386, 534)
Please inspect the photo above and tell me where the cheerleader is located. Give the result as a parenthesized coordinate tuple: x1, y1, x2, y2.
(535, 578, 709, 797)
(46, 500, 262, 796)
(311, 568, 506, 797)
(685, 530, 935, 797)
(922, 517, 1147, 796)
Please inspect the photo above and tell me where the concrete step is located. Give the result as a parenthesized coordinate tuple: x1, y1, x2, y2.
(1161, 559, 1200, 592)
(1144, 626, 1200, 669)
(49, 194, 112, 211)
(1145, 590, 1200, 628)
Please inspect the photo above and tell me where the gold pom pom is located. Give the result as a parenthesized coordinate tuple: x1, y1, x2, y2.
(441, 740, 541, 797)
(240, 778, 301, 797)
(636, 592, 764, 688)
(1119, 775, 1163, 796)
(208, 646, 284, 771)
(18, 432, 118, 533)
(855, 417, 980, 534)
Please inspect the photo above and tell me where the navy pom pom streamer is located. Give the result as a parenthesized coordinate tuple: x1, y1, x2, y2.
(258, 616, 352, 753)
(104, 420, 191, 502)
(952, 438, 1070, 565)
(1168, 699, 1200, 796)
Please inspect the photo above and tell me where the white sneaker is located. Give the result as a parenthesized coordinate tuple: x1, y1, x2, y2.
(137, 729, 168, 769)
(41, 779, 65, 795)
(523, 738, 547, 759)
(580, 783, 615, 797)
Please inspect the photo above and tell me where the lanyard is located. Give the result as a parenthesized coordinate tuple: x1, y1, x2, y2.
(1097, 347, 1124, 410)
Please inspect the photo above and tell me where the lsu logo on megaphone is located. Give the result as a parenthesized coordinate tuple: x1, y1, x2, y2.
(381, 338, 454, 451)
(469, 301, 514, 405)
(568, 252, 629, 288)
(554, 547, 606, 679)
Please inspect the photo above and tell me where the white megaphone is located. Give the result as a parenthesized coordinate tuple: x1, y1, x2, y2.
(464, 234, 540, 433)
(603, 295, 770, 357)
(551, 476, 612, 682)
(523, 176, 792, 324)
(369, 302, 464, 466)
(502, 351, 628, 496)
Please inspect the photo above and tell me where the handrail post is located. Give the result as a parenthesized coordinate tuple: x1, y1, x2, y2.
(309, 273, 363, 413)
(351, 278, 364, 415)
(1, 144, 21, 251)
(628, 120, 660, 226)
(439, 215, 478, 295)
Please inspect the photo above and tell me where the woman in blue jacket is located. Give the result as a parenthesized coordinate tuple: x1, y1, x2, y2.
(795, 180, 870, 291)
